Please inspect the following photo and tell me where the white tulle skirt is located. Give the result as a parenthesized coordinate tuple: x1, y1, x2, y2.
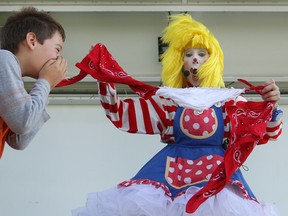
(72, 184, 279, 216)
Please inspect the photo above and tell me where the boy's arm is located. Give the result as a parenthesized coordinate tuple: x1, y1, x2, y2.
(5, 110, 50, 150)
(0, 51, 51, 149)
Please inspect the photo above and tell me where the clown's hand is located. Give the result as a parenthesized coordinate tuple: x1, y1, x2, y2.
(261, 79, 280, 103)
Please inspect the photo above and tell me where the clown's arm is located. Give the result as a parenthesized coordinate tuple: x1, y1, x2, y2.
(259, 79, 283, 143)
(98, 81, 177, 144)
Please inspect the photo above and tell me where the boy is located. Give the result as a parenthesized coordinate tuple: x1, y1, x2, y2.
(0, 7, 67, 158)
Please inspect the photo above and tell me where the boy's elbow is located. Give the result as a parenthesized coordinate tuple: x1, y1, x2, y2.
(7, 141, 29, 150)
(6, 133, 31, 150)
(10, 123, 32, 135)
(12, 144, 27, 150)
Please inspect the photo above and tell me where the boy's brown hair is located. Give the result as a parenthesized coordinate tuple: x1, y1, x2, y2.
(1, 7, 65, 53)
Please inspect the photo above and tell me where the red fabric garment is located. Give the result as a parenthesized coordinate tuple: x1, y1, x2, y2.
(56, 70, 87, 87)
(57, 43, 158, 98)
(185, 87, 275, 213)
(0, 118, 10, 158)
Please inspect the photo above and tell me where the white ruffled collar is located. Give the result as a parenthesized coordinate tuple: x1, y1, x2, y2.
(156, 86, 245, 111)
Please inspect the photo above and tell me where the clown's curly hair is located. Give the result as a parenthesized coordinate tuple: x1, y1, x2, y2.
(160, 14, 225, 88)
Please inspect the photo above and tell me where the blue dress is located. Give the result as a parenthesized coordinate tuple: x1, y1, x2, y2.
(72, 104, 280, 216)
(131, 105, 255, 199)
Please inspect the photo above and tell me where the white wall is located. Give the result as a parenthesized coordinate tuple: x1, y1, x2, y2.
(50, 11, 288, 79)
(1, 10, 288, 216)
(0, 104, 287, 216)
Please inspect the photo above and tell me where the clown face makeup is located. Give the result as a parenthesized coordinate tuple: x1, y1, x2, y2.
(183, 48, 209, 87)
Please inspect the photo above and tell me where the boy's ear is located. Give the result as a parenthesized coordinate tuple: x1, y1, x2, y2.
(26, 32, 37, 49)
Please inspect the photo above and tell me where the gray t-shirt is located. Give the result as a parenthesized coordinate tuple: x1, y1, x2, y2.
(0, 49, 50, 150)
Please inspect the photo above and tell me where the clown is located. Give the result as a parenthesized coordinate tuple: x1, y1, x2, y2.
(72, 14, 283, 216)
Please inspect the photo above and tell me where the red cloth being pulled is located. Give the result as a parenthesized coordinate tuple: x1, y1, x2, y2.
(57, 43, 158, 98)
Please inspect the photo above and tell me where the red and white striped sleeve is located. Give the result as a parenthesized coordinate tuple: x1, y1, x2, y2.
(98, 81, 178, 144)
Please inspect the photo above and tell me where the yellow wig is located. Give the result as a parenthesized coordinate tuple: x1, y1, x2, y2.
(160, 14, 225, 88)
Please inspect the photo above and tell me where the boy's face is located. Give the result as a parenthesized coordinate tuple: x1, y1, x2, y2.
(31, 31, 64, 76)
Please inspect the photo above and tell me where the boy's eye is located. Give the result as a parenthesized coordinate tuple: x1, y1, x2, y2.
(185, 53, 192, 57)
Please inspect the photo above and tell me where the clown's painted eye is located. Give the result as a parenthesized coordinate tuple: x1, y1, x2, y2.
(199, 52, 206, 57)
